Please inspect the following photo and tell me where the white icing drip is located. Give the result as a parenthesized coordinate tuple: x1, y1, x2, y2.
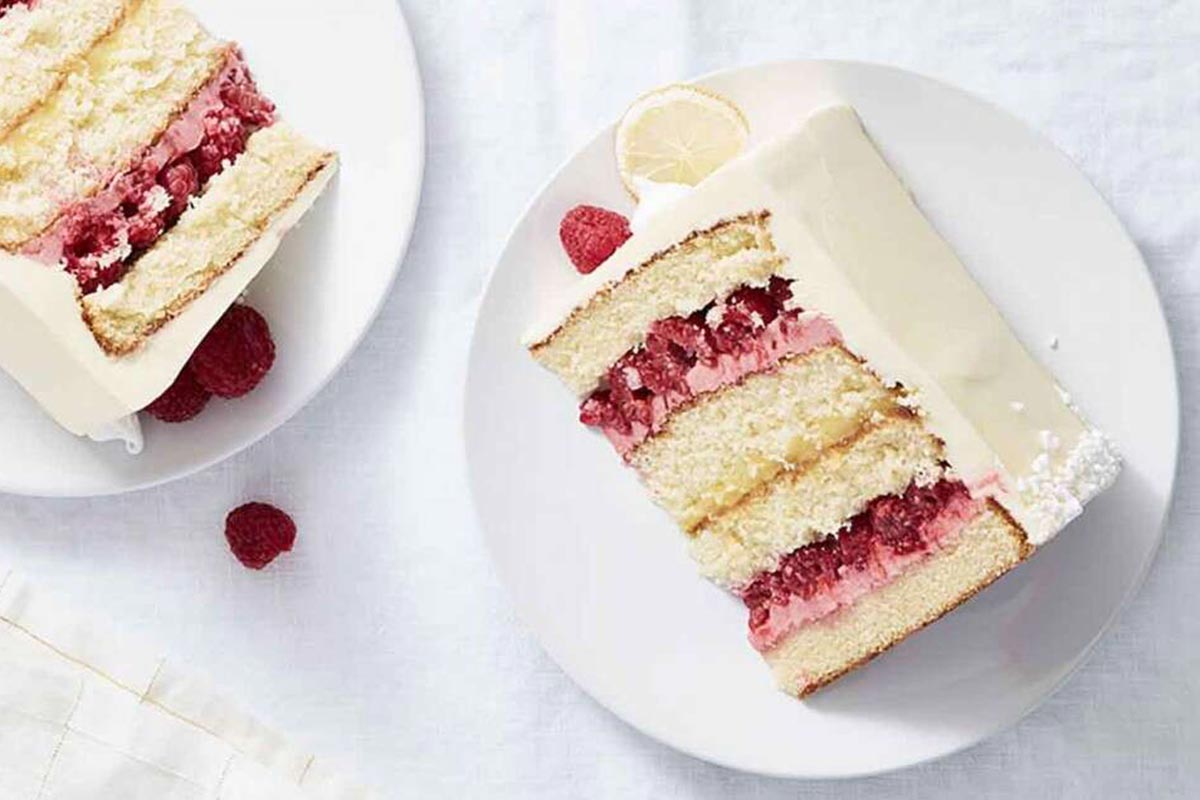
(85, 414, 144, 455)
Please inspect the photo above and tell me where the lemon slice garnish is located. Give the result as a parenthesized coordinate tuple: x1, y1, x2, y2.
(615, 84, 749, 199)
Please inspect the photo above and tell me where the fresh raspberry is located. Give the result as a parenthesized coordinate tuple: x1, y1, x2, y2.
(190, 304, 276, 398)
(159, 157, 200, 221)
(766, 275, 795, 308)
(126, 212, 164, 250)
(59, 212, 127, 293)
(710, 317, 755, 355)
(194, 107, 248, 181)
(579, 390, 630, 435)
(113, 163, 158, 212)
(223, 82, 276, 127)
(144, 366, 211, 423)
(647, 314, 714, 366)
(624, 347, 688, 398)
(219, 57, 276, 128)
(836, 517, 877, 573)
(724, 284, 780, 327)
(559, 204, 631, 274)
(605, 359, 652, 429)
(224, 502, 296, 570)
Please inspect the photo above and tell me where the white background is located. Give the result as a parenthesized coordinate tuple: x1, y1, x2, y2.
(0, 1, 1196, 797)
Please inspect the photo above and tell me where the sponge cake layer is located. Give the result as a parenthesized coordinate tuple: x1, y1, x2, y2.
(0, 0, 225, 248)
(0, 0, 136, 138)
(690, 412, 944, 589)
(629, 346, 896, 531)
(83, 123, 335, 354)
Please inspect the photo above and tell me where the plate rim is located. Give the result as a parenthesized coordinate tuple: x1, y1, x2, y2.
(0, 0, 427, 498)
(464, 57, 1180, 778)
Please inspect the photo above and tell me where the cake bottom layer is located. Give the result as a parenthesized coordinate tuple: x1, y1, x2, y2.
(763, 504, 1029, 697)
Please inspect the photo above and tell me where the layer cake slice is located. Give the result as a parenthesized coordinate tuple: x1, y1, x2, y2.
(0, 0, 336, 441)
(525, 104, 1120, 697)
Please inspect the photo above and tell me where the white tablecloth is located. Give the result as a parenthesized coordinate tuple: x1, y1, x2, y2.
(1, 0, 1197, 796)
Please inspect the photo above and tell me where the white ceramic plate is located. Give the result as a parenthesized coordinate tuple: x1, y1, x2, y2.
(0, 0, 424, 497)
(465, 61, 1178, 778)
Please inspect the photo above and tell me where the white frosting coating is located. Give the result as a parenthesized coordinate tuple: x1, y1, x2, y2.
(525, 105, 1119, 543)
(0, 159, 337, 441)
(629, 177, 694, 233)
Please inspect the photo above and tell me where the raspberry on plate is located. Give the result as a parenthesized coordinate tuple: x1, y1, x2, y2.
(190, 304, 276, 398)
(144, 366, 211, 423)
(225, 502, 297, 570)
(559, 204, 631, 274)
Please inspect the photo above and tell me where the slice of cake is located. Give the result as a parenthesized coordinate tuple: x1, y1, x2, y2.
(0, 0, 336, 442)
(526, 103, 1120, 697)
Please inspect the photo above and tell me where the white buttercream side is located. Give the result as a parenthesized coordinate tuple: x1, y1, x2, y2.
(629, 177, 694, 233)
(523, 105, 1120, 543)
(0, 158, 337, 437)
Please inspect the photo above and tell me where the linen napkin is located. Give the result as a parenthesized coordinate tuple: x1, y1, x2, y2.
(0, 565, 374, 799)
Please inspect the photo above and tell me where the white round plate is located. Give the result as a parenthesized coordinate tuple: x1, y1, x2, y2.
(465, 61, 1178, 777)
(0, 0, 424, 497)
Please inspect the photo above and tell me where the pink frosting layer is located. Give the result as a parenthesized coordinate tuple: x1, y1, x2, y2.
(746, 489, 984, 652)
(602, 313, 841, 457)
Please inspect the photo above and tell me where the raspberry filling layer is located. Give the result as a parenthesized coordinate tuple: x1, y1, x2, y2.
(22, 48, 276, 294)
(579, 277, 842, 458)
(740, 480, 984, 651)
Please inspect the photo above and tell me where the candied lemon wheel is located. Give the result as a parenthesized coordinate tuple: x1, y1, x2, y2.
(615, 84, 749, 199)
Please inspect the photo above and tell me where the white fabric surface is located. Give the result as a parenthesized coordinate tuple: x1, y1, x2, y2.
(1, 0, 1197, 796)
(0, 568, 372, 798)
